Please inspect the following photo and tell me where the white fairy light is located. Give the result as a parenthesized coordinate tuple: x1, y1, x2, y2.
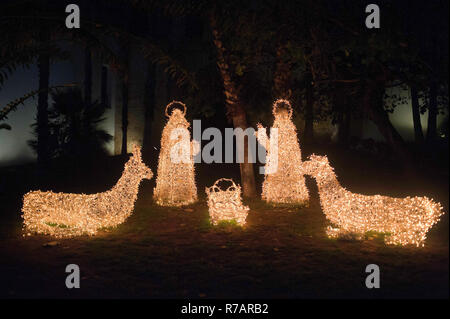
(302, 154, 445, 246)
(205, 178, 249, 226)
(22, 145, 153, 238)
(153, 101, 198, 206)
(256, 99, 309, 205)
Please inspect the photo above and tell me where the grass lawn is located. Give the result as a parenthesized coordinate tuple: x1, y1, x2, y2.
(0, 144, 448, 298)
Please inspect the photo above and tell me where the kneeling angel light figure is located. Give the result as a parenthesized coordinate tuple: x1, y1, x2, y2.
(256, 99, 309, 206)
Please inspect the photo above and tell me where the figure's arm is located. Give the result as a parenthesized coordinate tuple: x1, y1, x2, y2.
(255, 123, 268, 151)
(191, 139, 201, 157)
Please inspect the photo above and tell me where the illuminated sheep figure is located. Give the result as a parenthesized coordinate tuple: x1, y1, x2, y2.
(302, 154, 444, 247)
(206, 178, 249, 226)
(22, 145, 153, 238)
(256, 99, 309, 205)
(153, 101, 198, 206)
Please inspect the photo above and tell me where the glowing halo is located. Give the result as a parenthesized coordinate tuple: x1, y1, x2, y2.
(272, 98, 293, 119)
(165, 100, 187, 117)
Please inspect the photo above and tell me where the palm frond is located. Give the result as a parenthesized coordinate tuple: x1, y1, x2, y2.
(0, 123, 11, 130)
(0, 84, 77, 122)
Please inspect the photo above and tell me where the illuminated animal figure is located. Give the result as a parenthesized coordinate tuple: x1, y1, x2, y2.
(256, 99, 309, 205)
(302, 154, 444, 246)
(153, 101, 198, 206)
(22, 145, 153, 238)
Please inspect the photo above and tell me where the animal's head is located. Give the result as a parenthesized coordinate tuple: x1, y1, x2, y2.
(301, 154, 332, 177)
(128, 145, 153, 180)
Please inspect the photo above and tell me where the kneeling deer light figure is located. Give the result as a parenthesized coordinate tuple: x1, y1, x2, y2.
(302, 155, 444, 247)
(22, 145, 153, 238)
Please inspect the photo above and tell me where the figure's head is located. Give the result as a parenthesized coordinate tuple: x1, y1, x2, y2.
(171, 108, 183, 116)
(301, 154, 331, 177)
(165, 100, 190, 128)
(273, 98, 293, 120)
(128, 145, 153, 180)
(166, 101, 186, 118)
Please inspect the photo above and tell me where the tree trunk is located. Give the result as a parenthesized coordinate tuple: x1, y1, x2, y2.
(410, 86, 424, 144)
(304, 77, 314, 141)
(84, 48, 92, 104)
(426, 83, 438, 143)
(231, 103, 257, 199)
(121, 79, 129, 155)
(101, 66, 108, 107)
(143, 63, 156, 160)
(37, 28, 50, 167)
(273, 43, 292, 99)
(338, 106, 351, 145)
(209, 13, 257, 198)
(121, 45, 130, 156)
(84, 47, 93, 170)
(363, 80, 414, 172)
(84, 2, 93, 105)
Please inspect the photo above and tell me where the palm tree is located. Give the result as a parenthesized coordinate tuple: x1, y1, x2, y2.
(208, 12, 257, 197)
(128, 0, 260, 197)
(1, 0, 197, 163)
(28, 88, 112, 160)
(410, 85, 424, 144)
(120, 44, 130, 156)
(36, 26, 51, 166)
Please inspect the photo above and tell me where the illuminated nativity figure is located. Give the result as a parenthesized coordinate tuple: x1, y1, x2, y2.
(256, 99, 309, 206)
(302, 154, 444, 247)
(153, 101, 198, 206)
(22, 145, 153, 238)
(206, 178, 249, 226)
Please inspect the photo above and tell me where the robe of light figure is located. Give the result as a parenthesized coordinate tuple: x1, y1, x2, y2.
(153, 101, 198, 206)
(256, 99, 309, 205)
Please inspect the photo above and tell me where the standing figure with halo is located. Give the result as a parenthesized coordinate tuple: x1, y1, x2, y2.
(153, 101, 198, 207)
(256, 99, 309, 206)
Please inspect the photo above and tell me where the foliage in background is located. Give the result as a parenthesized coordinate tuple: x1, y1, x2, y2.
(0, 0, 448, 167)
(0, 85, 76, 130)
(28, 88, 112, 160)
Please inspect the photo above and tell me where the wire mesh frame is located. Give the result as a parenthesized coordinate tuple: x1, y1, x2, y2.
(205, 178, 249, 226)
